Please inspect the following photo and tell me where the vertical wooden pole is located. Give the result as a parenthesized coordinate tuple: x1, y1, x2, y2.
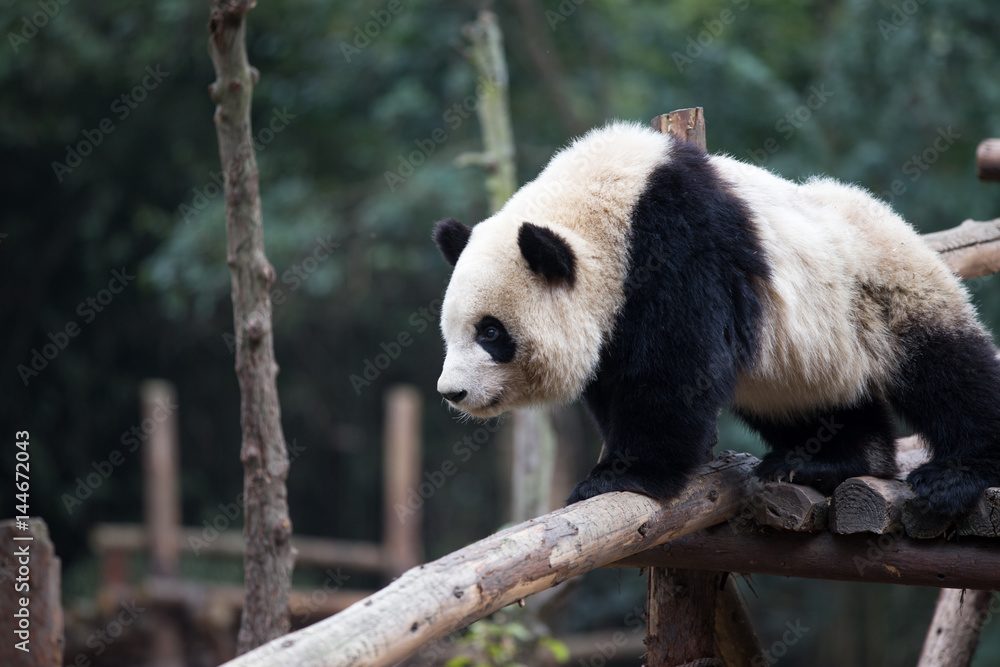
(383, 385, 423, 576)
(647, 568, 723, 666)
(141, 379, 180, 577)
(646, 108, 763, 667)
(510, 410, 557, 522)
(917, 588, 993, 667)
(141, 380, 185, 666)
(0, 519, 62, 667)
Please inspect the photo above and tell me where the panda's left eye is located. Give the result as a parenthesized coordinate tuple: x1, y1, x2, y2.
(475, 316, 516, 363)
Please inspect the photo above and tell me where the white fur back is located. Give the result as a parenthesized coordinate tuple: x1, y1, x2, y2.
(711, 157, 978, 417)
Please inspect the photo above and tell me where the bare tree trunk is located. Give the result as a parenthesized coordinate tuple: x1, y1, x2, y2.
(207, 0, 293, 653)
(917, 588, 994, 667)
(459, 10, 517, 212)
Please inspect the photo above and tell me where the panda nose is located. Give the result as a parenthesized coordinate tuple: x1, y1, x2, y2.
(442, 390, 468, 403)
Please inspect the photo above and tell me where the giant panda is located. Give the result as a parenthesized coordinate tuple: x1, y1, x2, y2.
(431, 121, 1000, 520)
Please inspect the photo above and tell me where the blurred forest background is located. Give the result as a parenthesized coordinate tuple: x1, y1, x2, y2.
(2, 0, 1000, 664)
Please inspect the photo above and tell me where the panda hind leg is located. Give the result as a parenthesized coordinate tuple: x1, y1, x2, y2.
(889, 326, 1000, 519)
(738, 398, 898, 496)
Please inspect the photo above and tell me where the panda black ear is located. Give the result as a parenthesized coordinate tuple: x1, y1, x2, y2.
(518, 222, 576, 286)
(432, 218, 473, 266)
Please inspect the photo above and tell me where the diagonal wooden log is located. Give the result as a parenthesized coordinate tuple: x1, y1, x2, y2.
(220, 452, 759, 667)
(922, 218, 1000, 280)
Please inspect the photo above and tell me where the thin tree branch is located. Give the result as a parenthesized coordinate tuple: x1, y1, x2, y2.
(207, 0, 294, 653)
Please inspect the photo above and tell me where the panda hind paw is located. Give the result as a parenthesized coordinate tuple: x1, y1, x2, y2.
(754, 454, 857, 496)
(906, 459, 997, 520)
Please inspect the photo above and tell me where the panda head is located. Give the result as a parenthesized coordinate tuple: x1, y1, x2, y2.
(432, 215, 598, 419)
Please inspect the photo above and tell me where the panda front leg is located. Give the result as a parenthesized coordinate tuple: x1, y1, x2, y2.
(569, 381, 722, 504)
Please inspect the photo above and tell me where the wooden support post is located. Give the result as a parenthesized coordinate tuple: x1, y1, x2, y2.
(383, 385, 423, 576)
(511, 409, 557, 522)
(0, 518, 63, 666)
(646, 568, 724, 666)
(142, 379, 180, 577)
(646, 108, 763, 667)
(917, 588, 995, 667)
(141, 380, 185, 667)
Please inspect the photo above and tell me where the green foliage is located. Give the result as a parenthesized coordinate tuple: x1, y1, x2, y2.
(446, 613, 568, 667)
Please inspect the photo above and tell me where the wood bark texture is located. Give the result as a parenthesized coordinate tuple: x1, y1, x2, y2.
(917, 588, 994, 667)
(219, 452, 759, 667)
(0, 519, 62, 666)
(207, 0, 294, 653)
(752, 482, 829, 532)
(646, 568, 724, 666)
(922, 218, 1000, 280)
(830, 477, 913, 535)
(956, 488, 1000, 537)
(714, 576, 766, 667)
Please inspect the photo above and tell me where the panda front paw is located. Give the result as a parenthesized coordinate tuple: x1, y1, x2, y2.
(566, 457, 686, 505)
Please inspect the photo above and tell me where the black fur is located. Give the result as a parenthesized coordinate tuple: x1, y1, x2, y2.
(736, 399, 898, 495)
(890, 327, 1000, 518)
(570, 140, 770, 503)
(433, 218, 472, 266)
(475, 316, 516, 363)
(518, 222, 576, 285)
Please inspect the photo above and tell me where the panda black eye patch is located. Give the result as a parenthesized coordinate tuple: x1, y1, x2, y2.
(475, 316, 516, 363)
